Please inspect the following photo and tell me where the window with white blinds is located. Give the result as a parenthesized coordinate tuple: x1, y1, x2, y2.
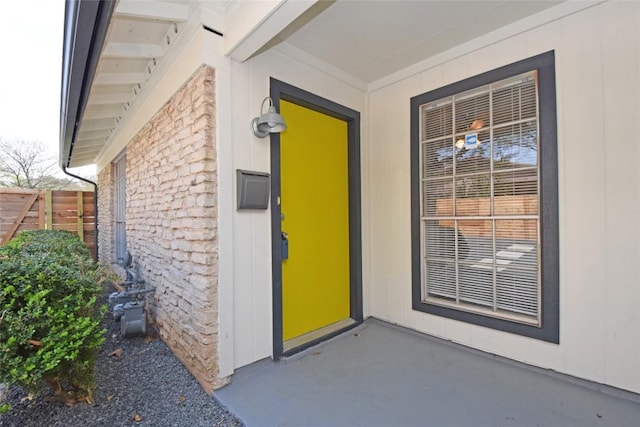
(113, 152, 127, 264)
(410, 51, 559, 343)
(422, 71, 540, 323)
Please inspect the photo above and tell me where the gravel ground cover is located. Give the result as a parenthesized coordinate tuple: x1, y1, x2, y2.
(0, 288, 244, 427)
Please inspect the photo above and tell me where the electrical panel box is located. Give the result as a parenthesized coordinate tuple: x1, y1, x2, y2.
(237, 169, 270, 210)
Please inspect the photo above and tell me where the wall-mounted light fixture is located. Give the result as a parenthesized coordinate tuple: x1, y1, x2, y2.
(251, 97, 287, 138)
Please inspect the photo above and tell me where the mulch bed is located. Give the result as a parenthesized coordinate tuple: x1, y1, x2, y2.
(0, 286, 244, 427)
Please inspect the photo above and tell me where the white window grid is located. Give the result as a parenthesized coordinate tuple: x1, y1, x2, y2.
(419, 71, 542, 325)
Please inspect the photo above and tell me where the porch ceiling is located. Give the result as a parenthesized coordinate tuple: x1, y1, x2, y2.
(278, 0, 564, 83)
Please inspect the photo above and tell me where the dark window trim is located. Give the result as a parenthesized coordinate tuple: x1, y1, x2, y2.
(269, 78, 364, 358)
(410, 51, 559, 343)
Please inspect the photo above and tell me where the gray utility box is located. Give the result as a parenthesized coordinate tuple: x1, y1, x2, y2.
(237, 169, 270, 209)
(120, 301, 147, 337)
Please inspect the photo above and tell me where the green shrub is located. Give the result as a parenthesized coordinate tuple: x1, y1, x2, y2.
(0, 230, 106, 406)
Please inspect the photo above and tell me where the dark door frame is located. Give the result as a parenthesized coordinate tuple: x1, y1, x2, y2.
(269, 78, 363, 359)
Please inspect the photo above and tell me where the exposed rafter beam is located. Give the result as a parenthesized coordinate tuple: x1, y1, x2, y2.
(73, 147, 104, 156)
(103, 42, 164, 59)
(79, 119, 115, 132)
(94, 72, 145, 85)
(70, 150, 100, 159)
(69, 155, 99, 166)
(73, 142, 106, 154)
(225, 0, 317, 62)
(114, 0, 189, 22)
(83, 107, 122, 120)
(69, 160, 97, 167)
(90, 92, 134, 105)
(75, 138, 107, 147)
(72, 150, 103, 159)
(77, 129, 109, 140)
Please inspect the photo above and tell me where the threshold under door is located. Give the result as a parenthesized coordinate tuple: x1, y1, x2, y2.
(283, 318, 357, 354)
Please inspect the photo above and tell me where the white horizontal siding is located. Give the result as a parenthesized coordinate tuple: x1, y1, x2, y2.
(367, 1, 640, 393)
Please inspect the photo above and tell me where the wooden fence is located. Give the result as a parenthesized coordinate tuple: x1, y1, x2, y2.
(0, 189, 96, 256)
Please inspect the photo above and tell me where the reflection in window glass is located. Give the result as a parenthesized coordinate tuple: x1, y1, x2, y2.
(493, 121, 538, 169)
(423, 137, 454, 178)
(420, 70, 541, 324)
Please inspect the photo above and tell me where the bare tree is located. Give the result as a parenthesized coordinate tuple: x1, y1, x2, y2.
(0, 138, 62, 188)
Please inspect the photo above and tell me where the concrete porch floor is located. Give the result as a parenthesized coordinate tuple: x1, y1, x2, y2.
(214, 319, 640, 427)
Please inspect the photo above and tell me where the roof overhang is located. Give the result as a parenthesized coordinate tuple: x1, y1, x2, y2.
(60, 0, 115, 169)
(59, 0, 315, 169)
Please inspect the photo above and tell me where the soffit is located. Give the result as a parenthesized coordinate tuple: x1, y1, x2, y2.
(281, 0, 563, 83)
(69, 0, 297, 167)
(70, 0, 197, 167)
(70, 0, 245, 168)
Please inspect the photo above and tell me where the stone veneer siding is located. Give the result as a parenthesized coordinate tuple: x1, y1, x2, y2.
(97, 66, 226, 392)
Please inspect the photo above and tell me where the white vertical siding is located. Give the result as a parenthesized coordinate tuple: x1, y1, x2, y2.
(228, 49, 367, 369)
(597, 0, 640, 392)
(367, 88, 387, 319)
(558, 4, 608, 384)
(367, 1, 640, 393)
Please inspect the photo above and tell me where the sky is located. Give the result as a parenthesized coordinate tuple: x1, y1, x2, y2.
(0, 1, 92, 175)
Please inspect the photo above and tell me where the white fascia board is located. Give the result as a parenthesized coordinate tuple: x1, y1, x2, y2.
(368, 0, 605, 92)
(224, 0, 318, 62)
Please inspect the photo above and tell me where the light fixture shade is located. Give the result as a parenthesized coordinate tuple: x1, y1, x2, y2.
(251, 97, 287, 138)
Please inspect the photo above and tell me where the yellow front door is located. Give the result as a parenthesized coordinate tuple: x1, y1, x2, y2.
(280, 100, 351, 341)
